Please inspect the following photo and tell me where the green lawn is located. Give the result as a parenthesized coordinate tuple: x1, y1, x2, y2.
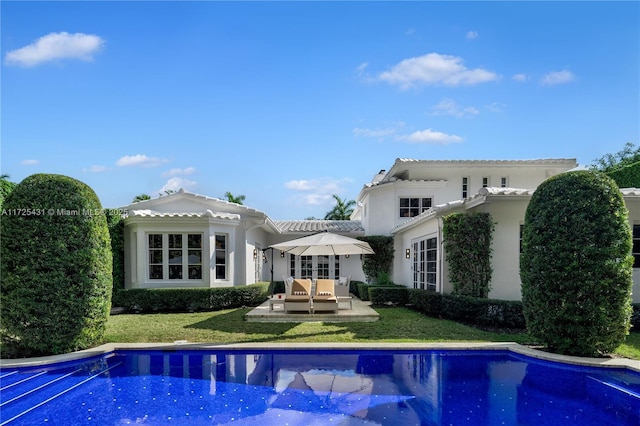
(104, 307, 640, 360)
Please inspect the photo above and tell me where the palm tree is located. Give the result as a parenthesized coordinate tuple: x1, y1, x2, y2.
(0, 174, 16, 208)
(324, 194, 356, 220)
(224, 191, 246, 205)
(132, 194, 151, 203)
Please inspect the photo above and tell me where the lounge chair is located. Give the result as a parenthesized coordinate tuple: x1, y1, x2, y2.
(284, 278, 312, 313)
(336, 276, 353, 309)
(312, 279, 339, 314)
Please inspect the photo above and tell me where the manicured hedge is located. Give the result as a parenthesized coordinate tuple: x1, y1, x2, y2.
(407, 289, 526, 329)
(1, 174, 112, 356)
(521, 171, 633, 357)
(112, 283, 270, 313)
(368, 286, 409, 306)
(608, 161, 640, 188)
(353, 281, 399, 301)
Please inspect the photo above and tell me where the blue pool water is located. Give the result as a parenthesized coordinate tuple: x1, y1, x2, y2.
(1, 349, 639, 425)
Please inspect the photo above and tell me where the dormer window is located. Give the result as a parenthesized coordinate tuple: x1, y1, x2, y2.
(399, 197, 432, 218)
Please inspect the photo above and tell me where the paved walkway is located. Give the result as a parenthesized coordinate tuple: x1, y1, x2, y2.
(244, 296, 379, 323)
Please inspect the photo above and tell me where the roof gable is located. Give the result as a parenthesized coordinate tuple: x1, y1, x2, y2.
(123, 188, 267, 218)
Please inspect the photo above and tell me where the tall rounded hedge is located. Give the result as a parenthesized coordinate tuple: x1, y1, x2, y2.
(1, 174, 112, 356)
(520, 171, 633, 357)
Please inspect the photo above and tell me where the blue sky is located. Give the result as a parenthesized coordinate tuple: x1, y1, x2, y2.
(2, 1, 638, 220)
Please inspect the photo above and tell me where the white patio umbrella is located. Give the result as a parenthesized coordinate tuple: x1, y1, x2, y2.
(270, 232, 375, 256)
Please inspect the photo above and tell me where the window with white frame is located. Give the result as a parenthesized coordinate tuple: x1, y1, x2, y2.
(482, 177, 489, 188)
(501, 177, 508, 188)
(633, 225, 640, 268)
(214, 234, 227, 280)
(462, 177, 469, 198)
(399, 197, 432, 218)
(148, 233, 203, 280)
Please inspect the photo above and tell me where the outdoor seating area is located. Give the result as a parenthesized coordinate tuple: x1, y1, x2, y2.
(246, 275, 376, 322)
(245, 293, 379, 323)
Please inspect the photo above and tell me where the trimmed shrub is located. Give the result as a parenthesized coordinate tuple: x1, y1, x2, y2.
(369, 286, 409, 306)
(606, 160, 640, 188)
(407, 289, 526, 329)
(443, 212, 494, 298)
(1, 174, 112, 356)
(106, 210, 125, 296)
(112, 282, 270, 313)
(520, 171, 633, 356)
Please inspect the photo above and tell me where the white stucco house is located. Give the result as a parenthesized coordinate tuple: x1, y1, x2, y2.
(122, 190, 368, 289)
(121, 157, 640, 303)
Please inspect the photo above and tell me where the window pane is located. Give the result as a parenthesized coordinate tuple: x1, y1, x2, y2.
(189, 266, 202, 280)
(410, 198, 419, 207)
(149, 234, 162, 248)
(216, 264, 226, 280)
(169, 250, 182, 264)
(149, 265, 163, 280)
(215, 235, 226, 249)
(400, 198, 409, 207)
(188, 250, 201, 265)
(149, 250, 163, 264)
(188, 234, 202, 248)
(169, 265, 182, 279)
(169, 234, 182, 248)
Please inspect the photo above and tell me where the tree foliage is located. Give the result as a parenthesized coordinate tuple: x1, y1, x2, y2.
(324, 195, 356, 220)
(590, 142, 640, 173)
(225, 191, 246, 205)
(132, 193, 151, 202)
(442, 212, 495, 298)
(520, 171, 633, 357)
(1, 174, 113, 356)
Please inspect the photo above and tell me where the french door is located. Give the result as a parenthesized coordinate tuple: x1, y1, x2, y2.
(290, 255, 340, 280)
(412, 237, 437, 291)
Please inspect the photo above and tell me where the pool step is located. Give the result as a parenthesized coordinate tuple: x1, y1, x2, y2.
(0, 362, 122, 425)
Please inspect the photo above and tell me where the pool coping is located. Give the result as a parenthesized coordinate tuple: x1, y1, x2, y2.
(2, 341, 640, 373)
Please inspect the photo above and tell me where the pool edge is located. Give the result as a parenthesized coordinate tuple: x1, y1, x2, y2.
(2, 342, 640, 373)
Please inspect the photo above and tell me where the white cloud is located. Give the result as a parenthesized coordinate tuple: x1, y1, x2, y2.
(163, 167, 196, 177)
(285, 180, 315, 191)
(400, 129, 463, 145)
(431, 98, 479, 118)
(512, 73, 529, 82)
(5, 32, 105, 67)
(284, 178, 349, 208)
(352, 127, 397, 138)
(89, 165, 108, 172)
(377, 53, 499, 89)
(466, 31, 479, 39)
(303, 193, 333, 206)
(485, 102, 507, 113)
(21, 159, 39, 165)
(159, 176, 197, 194)
(540, 70, 575, 86)
(116, 154, 168, 168)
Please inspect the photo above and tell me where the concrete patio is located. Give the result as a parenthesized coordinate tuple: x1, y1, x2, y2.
(244, 296, 379, 323)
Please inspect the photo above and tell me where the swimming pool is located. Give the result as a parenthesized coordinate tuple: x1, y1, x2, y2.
(1, 348, 639, 425)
